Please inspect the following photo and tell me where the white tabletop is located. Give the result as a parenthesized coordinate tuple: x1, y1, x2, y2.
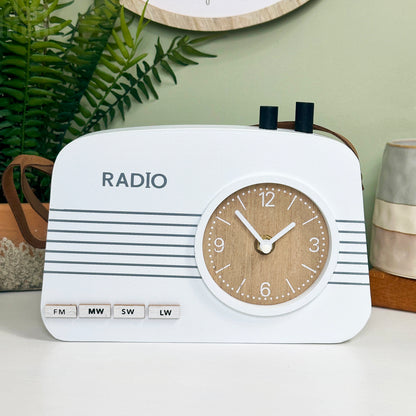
(0, 291, 415, 415)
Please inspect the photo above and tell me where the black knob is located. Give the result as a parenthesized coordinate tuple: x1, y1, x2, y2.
(295, 102, 314, 133)
(259, 106, 278, 130)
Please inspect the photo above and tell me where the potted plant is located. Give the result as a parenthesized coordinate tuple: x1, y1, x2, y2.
(0, 0, 215, 290)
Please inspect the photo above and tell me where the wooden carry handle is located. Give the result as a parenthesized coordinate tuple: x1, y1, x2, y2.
(1, 155, 54, 249)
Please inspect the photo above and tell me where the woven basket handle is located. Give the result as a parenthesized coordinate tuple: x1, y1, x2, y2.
(1, 155, 53, 249)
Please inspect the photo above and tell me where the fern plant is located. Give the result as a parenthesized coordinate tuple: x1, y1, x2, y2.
(0, 0, 215, 201)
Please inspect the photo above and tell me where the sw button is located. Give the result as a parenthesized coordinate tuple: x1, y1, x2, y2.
(114, 305, 145, 319)
(148, 305, 180, 319)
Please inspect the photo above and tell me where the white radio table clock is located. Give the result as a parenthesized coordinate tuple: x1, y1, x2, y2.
(41, 107, 371, 343)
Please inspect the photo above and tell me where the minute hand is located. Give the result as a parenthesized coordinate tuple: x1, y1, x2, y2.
(235, 210, 264, 244)
(268, 222, 296, 245)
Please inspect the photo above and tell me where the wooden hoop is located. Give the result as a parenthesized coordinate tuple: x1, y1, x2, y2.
(121, 0, 311, 31)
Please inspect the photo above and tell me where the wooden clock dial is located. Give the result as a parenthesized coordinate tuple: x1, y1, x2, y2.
(201, 183, 330, 306)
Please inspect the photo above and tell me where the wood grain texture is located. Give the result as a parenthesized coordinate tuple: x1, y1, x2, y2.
(202, 183, 329, 305)
(370, 268, 416, 313)
(121, 0, 311, 31)
(0, 203, 48, 246)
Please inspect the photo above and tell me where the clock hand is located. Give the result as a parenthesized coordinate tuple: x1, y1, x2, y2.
(234, 210, 264, 244)
(267, 222, 296, 245)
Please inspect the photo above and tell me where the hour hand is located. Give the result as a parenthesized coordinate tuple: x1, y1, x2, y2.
(234, 210, 264, 244)
(269, 222, 296, 245)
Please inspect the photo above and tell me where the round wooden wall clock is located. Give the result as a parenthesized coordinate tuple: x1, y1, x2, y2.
(120, 0, 311, 31)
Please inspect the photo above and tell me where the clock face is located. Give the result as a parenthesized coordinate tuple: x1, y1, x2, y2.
(121, 0, 311, 31)
(195, 178, 336, 316)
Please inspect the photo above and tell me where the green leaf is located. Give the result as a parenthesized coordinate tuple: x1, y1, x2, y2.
(120, 7, 133, 48)
(144, 75, 158, 99)
(31, 54, 63, 63)
(111, 29, 129, 59)
(125, 53, 147, 70)
(4, 137, 21, 147)
(106, 44, 126, 66)
(0, 57, 27, 68)
(95, 69, 115, 84)
(152, 67, 161, 83)
(130, 88, 142, 103)
(0, 41, 26, 56)
(137, 81, 149, 99)
(181, 45, 217, 58)
(33, 20, 71, 38)
(28, 97, 54, 106)
(117, 100, 125, 120)
(29, 76, 61, 84)
(78, 105, 92, 119)
(100, 56, 120, 74)
(0, 87, 24, 100)
(160, 60, 177, 84)
(24, 127, 40, 138)
(169, 51, 198, 66)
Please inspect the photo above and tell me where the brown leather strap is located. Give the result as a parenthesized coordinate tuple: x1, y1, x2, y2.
(277, 121, 360, 159)
(2, 155, 53, 249)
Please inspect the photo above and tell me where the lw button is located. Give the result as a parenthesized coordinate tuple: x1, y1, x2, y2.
(44, 304, 77, 318)
(148, 305, 180, 319)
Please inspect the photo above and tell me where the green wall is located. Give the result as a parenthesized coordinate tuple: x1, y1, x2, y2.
(111, 0, 416, 236)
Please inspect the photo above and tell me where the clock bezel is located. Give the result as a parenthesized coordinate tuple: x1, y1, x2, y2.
(194, 174, 340, 316)
(120, 0, 311, 31)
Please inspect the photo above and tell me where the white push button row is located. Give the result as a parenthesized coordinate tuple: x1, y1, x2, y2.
(148, 305, 180, 319)
(114, 305, 145, 319)
(79, 304, 111, 318)
(43, 304, 180, 319)
(44, 304, 77, 318)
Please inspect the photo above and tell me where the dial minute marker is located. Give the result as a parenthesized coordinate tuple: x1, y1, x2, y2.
(216, 216, 231, 226)
(287, 195, 297, 210)
(215, 264, 231, 274)
(301, 264, 317, 274)
(237, 195, 246, 210)
(286, 278, 296, 294)
(236, 278, 246, 293)
(302, 215, 318, 226)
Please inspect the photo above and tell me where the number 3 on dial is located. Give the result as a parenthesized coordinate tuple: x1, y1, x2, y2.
(195, 177, 339, 316)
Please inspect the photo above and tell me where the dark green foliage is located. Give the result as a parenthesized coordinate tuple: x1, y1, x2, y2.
(0, 0, 215, 201)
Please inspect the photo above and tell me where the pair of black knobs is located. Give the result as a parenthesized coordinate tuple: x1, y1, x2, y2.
(259, 102, 314, 133)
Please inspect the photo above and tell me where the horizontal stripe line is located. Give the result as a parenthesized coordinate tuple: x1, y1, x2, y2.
(337, 261, 368, 265)
(336, 220, 365, 224)
(50, 208, 201, 217)
(48, 230, 195, 237)
(45, 250, 195, 258)
(44, 260, 197, 268)
(48, 219, 197, 227)
(328, 282, 370, 286)
(340, 241, 367, 245)
(333, 271, 368, 275)
(339, 230, 366, 234)
(47, 240, 194, 248)
(43, 270, 201, 279)
(339, 251, 367, 255)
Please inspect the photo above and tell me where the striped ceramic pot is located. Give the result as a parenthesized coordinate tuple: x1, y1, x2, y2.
(370, 139, 416, 279)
